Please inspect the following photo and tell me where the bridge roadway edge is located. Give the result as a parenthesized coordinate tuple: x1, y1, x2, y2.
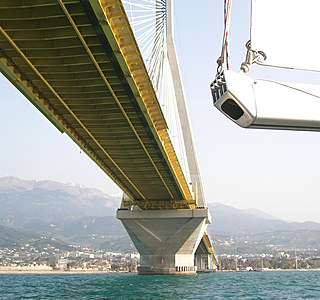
(86, 0, 195, 204)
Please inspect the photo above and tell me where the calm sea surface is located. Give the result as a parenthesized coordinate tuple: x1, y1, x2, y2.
(0, 271, 319, 299)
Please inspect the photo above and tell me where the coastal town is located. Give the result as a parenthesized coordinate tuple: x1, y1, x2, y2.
(218, 252, 320, 271)
(0, 242, 139, 273)
(1, 240, 319, 273)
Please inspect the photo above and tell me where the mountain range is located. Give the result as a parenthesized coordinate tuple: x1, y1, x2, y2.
(0, 177, 319, 254)
(208, 202, 320, 236)
(0, 176, 118, 226)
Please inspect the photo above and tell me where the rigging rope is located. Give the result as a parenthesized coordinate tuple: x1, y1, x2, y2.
(217, 0, 232, 72)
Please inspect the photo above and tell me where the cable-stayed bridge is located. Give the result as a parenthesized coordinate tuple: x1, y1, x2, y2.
(0, 0, 217, 274)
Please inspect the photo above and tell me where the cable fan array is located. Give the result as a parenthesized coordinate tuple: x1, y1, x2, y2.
(123, 0, 192, 188)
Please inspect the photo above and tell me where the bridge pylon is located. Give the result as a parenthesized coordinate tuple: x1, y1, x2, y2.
(116, 0, 217, 274)
(117, 207, 211, 275)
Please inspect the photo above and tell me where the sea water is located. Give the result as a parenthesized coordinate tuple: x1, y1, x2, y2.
(0, 271, 319, 299)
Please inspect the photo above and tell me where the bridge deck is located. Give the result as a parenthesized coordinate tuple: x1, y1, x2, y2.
(0, 0, 194, 208)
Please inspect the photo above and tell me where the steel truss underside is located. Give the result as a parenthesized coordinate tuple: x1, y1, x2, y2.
(0, 0, 193, 208)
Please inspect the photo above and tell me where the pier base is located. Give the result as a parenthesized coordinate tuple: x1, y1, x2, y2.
(117, 208, 210, 275)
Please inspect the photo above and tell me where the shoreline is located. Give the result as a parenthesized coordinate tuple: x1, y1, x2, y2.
(0, 269, 319, 274)
(0, 270, 136, 274)
(220, 268, 320, 273)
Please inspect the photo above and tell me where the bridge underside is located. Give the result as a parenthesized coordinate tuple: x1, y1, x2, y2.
(195, 232, 218, 272)
(0, 0, 193, 208)
(0, 0, 217, 273)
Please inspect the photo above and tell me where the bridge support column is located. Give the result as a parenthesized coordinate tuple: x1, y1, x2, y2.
(117, 208, 210, 275)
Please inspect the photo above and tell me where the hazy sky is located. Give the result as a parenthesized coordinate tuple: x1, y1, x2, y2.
(1, 0, 320, 222)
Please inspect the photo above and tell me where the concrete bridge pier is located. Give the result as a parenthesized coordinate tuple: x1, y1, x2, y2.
(117, 208, 211, 275)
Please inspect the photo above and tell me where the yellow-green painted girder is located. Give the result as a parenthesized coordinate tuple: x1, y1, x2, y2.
(0, 0, 194, 209)
(202, 232, 219, 267)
